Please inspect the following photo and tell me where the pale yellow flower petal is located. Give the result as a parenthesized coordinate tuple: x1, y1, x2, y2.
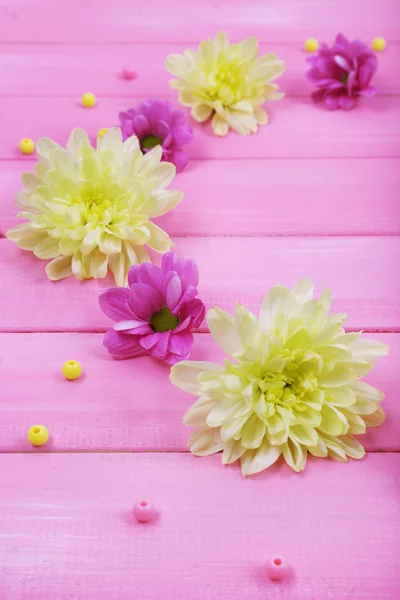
(33, 237, 60, 259)
(146, 222, 174, 253)
(6, 225, 46, 250)
(207, 307, 243, 356)
(45, 255, 73, 280)
(282, 439, 307, 472)
(212, 113, 230, 136)
(189, 427, 224, 456)
(363, 404, 385, 428)
(259, 285, 298, 334)
(171, 361, 223, 395)
(108, 252, 126, 287)
(241, 442, 281, 476)
(191, 103, 213, 123)
(222, 440, 247, 465)
(66, 128, 91, 155)
(254, 106, 268, 125)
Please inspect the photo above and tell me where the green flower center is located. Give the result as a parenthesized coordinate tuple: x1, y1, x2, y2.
(141, 135, 163, 149)
(342, 74, 349, 84)
(150, 306, 179, 333)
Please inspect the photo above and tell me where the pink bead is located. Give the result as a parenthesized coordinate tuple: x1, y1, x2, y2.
(122, 66, 137, 80)
(266, 556, 290, 581)
(132, 500, 155, 523)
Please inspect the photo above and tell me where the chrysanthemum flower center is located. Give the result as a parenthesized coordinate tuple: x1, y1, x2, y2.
(208, 59, 249, 104)
(71, 181, 126, 224)
(150, 306, 179, 332)
(254, 349, 319, 413)
(141, 135, 163, 149)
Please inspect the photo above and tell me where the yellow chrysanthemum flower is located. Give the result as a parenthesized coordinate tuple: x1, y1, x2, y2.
(166, 31, 285, 136)
(171, 280, 388, 476)
(7, 128, 183, 285)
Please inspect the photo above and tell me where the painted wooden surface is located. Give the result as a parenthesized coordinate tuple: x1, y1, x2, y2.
(0, 332, 396, 453)
(1, 43, 399, 98)
(1, 453, 400, 600)
(2, 158, 400, 236)
(2, 96, 400, 161)
(1, 237, 399, 332)
(1, 0, 399, 43)
(1, 0, 399, 597)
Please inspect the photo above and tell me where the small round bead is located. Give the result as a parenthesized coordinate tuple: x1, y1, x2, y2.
(266, 556, 290, 581)
(97, 128, 108, 139)
(122, 66, 137, 80)
(62, 360, 82, 381)
(19, 138, 35, 155)
(304, 37, 319, 52)
(28, 425, 49, 447)
(81, 92, 96, 108)
(133, 500, 155, 523)
(372, 37, 386, 52)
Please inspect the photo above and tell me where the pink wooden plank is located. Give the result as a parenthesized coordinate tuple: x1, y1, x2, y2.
(1, 97, 399, 161)
(1, 42, 399, 98)
(1, 0, 399, 43)
(0, 237, 399, 333)
(2, 158, 400, 236)
(0, 332, 396, 452)
(1, 452, 399, 600)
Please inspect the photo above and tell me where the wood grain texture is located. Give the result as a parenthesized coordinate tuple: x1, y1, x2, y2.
(1, 452, 399, 600)
(1, 96, 400, 161)
(2, 158, 400, 236)
(1, 0, 399, 43)
(0, 332, 396, 452)
(1, 237, 399, 333)
(1, 42, 399, 98)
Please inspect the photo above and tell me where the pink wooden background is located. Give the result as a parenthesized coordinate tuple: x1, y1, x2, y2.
(1, 1, 399, 598)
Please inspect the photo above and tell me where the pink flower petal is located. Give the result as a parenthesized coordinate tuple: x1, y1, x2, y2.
(338, 95, 356, 110)
(359, 64, 373, 87)
(166, 275, 183, 312)
(174, 285, 198, 314)
(174, 315, 192, 333)
(99, 288, 132, 322)
(134, 115, 150, 138)
(162, 251, 180, 274)
(128, 283, 163, 320)
(149, 332, 170, 359)
(359, 86, 377, 98)
(129, 263, 163, 290)
(103, 329, 147, 359)
(164, 350, 191, 365)
(324, 94, 339, 110)
(169, 149, 188, 172)
(168, 331, 194, 356)
(180, 298, 205, 328)
(181, 258, 199, 289)
(139, 332, 162, 350)
(114, 319, 147, 331)
(333, 54, 351, 71)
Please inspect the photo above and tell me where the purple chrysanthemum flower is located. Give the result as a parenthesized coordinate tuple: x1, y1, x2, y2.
(119, 100, 193, 172)
(99, 252, 205, 365)
(306, 33, 378, 110)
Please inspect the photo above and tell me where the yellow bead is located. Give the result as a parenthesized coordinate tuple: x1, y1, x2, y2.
(62, 359, 82, 380)
(304, 38, 319, 52)
(372, 37, 386, 52)
(98, 127, 108, 139)
(28, 425, 49, 447)
(19, 138, 35, 155)
(82, 92, 96, 108)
